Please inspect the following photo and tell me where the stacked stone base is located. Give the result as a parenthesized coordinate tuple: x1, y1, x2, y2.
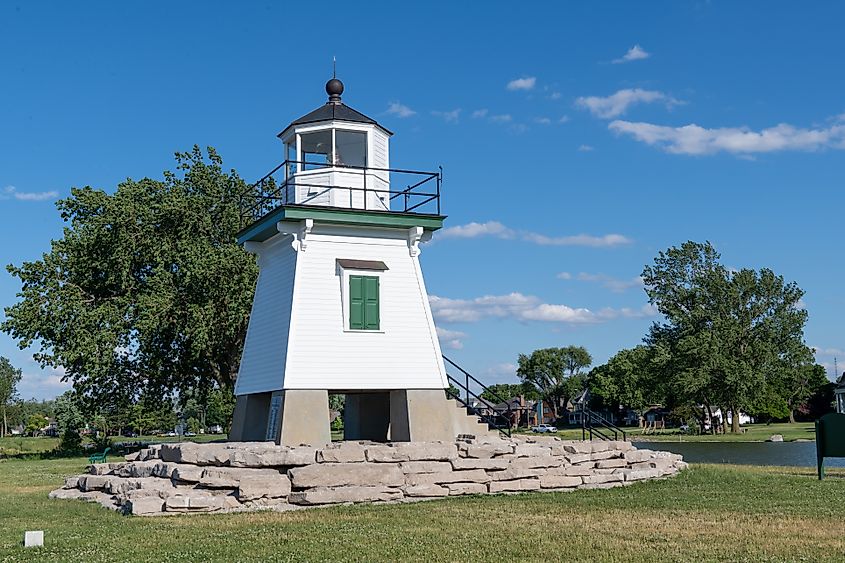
(50, 436, 687, 516)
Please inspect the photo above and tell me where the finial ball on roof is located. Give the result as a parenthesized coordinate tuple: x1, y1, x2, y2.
(326, 78, 344, 102)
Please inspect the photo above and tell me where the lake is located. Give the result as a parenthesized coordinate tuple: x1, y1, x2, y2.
(632, 440, 843, 468)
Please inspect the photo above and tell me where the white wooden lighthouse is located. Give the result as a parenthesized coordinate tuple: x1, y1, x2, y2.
(230, 77, 481, 447)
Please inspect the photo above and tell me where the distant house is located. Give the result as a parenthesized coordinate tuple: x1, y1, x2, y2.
(834, 372, 845, 414)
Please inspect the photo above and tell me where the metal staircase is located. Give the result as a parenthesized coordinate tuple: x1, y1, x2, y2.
(580, 405, 627, 441)
(443, 355, 512, 438)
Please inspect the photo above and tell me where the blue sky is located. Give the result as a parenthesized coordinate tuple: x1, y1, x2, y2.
(2, 2, 844, 399)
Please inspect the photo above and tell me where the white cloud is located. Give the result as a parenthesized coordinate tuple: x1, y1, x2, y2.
(386, 102, 416, 118)
(577, 144, 594, 152)
(429, 293, 657, 325)
(814, 346, 845, 357)
(471, 109, 489, 119)
(559, 115, 571, 124)
(534, 117, 552, 125)
(17, 365, 70, 399)
(436, 327, 466, 350)
(507, 77, 536, 91)
(559, 272, 644, 293)
(548, 91, 562, 100)
(435, 220, 632, 247)
(576, 89, 682, 119)
(431, 109, 461, 123)
(2, 185, 59, 201)
(613, 44, 650, 64)
(490, 114, 513, 123)
(609, 119, 845, 155)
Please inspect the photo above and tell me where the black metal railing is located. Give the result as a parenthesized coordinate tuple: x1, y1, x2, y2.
(239, 160, 442, 229)
(443, 355, 512, 438)
(580, 405, 627, 441)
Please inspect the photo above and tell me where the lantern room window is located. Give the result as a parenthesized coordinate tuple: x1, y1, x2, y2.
(335, 130, 367, 168)
(301, 129, 333, 170)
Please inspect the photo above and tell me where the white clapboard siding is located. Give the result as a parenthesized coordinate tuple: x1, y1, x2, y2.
(236, 224, 446, 394)
(234, 238, 297, 396)
(284, 226, 446, 390)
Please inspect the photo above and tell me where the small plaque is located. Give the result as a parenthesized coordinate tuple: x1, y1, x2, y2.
(24, 531, 44, 548)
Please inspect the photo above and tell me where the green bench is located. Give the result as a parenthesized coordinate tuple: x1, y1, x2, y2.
(815, 413, 845, 479)
(88, 447, 111, 464)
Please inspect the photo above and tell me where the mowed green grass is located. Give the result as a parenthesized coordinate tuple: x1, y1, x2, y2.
(1, 456, 845, 561)
(0, 434, 228, 457)
(516, 422, 817, 443)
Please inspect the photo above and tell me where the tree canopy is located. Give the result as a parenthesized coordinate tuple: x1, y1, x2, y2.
(640, 241, 816, 431)
(517, 346, 592, 418)
(0, 356, 22, 437)
(2, 147, 257, 407)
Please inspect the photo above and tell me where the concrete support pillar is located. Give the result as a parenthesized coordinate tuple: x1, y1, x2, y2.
(389, 389, 455, 442)
(229, 392, 272, 442)
(343, 392, 390, 441)
(274, 389, 331, 447)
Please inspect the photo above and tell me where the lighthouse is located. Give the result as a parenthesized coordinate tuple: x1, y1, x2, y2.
(230, 77, 485, 447)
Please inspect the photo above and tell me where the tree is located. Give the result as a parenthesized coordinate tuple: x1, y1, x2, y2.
(590, 346, 662, 412)
(642, 241, 813, 432)
(775, 363, 829, 423)
(517, 346, 592, 419)
(25, 413, 48, 436)
(0, 357, 22, 437)
(480, 383, 539, 403)
(2, 147, 257, 407)
(186, 417, 201, 434)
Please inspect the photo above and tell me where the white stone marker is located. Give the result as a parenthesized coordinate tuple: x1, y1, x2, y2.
(24, 531, 44, 548)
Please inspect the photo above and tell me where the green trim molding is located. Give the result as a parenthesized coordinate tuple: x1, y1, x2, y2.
(238, 205, 445, 243)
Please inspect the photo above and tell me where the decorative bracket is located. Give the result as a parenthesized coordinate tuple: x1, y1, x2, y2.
(407, 226, 426, 257)
(277, 218, 314, 252)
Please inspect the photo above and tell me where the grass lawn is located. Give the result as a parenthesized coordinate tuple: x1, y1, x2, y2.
(0, 434, 228, 457)
(1, 456, 844, 561)
(514, 422, 817, 443)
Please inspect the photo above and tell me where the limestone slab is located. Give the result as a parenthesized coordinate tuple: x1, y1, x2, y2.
(317, 443, 366, 463)
(289, 486, 403, 505)
(595, 458, 627, 469)
(230, 445, 317, 467)
(127, 496, 165, 515)
(403, 484, 449, 497)
(405, 469, 490, 486)
(399, 461, 453, 474)
(237, 476, 291, 501)
(446, 482, 488, 495)
(539, 475, 582, 489)
(200, 467, 285, 488)
(450, 457, 509, 471)
(289, 463, 404, 488)
(489, 479, 541, 493)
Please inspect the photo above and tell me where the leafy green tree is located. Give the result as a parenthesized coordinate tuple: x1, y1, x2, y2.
(517, 346, 592, 419)
(54, 391, 85, 434)
(590, 346, 662, 412)
(480, 383, 538, 403)
(775, 363, 829, 423)
(643, 241, 812, 432)
(0, 357, 22, 437)
(206, 388, 236, 430)
(186, 417, 201, 434)
(2, 147, 257, 409)
(25, 413, 48, 436)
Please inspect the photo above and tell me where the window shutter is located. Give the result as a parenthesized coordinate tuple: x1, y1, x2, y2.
(349, 275, 365, 329)
(363, 276, 380, 330)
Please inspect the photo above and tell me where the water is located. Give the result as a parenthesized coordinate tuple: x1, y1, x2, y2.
(632, 440, 845, 468)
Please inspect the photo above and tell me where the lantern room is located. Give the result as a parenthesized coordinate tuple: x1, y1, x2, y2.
(276, 78, 392, 211)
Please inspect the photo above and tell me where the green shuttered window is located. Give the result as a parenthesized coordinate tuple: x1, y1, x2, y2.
(349, 275, 380, 330)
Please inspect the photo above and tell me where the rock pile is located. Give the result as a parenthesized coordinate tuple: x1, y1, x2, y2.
(50, 436, 687, 516)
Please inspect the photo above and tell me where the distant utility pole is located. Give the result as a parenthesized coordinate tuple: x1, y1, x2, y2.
(836, 357, 839, 381)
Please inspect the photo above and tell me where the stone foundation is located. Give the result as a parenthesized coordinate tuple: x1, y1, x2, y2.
(49, 436, 687, 516)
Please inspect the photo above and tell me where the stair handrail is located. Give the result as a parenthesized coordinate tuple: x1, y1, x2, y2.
(580, 405, 627, 442)
(443, 355, 513, 438)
